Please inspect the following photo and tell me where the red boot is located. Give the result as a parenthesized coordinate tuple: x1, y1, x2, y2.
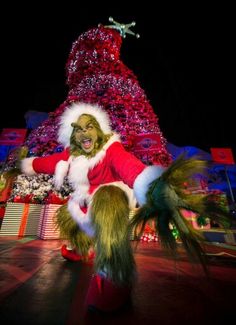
(61, 245, 83, 262)
(61, 245, 96, 263)
(85, 274, 132, 313)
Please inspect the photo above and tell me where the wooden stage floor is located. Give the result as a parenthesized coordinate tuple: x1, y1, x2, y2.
(0, 237, 236, 324)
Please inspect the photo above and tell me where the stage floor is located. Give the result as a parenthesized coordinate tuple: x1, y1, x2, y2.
(0, 237, 236, 324)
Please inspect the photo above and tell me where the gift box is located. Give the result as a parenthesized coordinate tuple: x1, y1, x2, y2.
(140, 232, 158, 242)
(129, 208, 138, 240)
(140, 221, 158, 242)
(129, 208, 158, 241)
(201, 228, 236, 245)
(0, 202, 42, 236)
(37, 204, 62, 240)
(181, 209, 211, 230)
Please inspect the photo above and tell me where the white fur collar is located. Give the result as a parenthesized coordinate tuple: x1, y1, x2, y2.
(68, 133, 120, 190)
(58, 102, 113, 148)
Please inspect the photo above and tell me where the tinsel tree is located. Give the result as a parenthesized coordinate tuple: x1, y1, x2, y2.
(24, 19, 171, 165)
(7, 19, 172, 203)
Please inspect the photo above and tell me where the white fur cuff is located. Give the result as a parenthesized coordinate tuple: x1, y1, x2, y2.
(68, 199, 95, 237)
(21, 157, 37, 176)
(133, 165, 166, 206)
(54, 160, 70, 189)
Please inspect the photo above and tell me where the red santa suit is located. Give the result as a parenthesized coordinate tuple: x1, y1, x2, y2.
(21, 102, 165, 237)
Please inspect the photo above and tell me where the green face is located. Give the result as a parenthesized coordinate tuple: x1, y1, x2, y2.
(73, 115, 99, 153)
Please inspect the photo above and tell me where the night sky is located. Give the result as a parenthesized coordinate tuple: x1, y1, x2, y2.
(2, 3, 235, 156)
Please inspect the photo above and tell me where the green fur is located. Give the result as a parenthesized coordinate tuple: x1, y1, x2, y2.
(55, 204, 94, 256)
(130, 155, 233, 275)
(161, 154, 207, 189)
(69, 114, 111, 158)
(91, 185, 136, 286)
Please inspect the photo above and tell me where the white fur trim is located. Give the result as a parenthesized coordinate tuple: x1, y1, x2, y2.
(58, 102, 112, 147)
(54, 160, 70, 189)
(68, 133, 120, 191)
(71, 186, 91, 206)
(68, 156, 90, 190)
(21, 157, 37, 176)
(133, 165, 166, 206)
(68, 198, 94, 237)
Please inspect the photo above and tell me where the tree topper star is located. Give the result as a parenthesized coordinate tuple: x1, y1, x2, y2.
(102, 17, 140, 38)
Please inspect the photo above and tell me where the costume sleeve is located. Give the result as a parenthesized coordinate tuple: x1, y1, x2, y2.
(21, 149, 70, 175)
(108, 142, 146, 187)
(108, 142, 166, 205)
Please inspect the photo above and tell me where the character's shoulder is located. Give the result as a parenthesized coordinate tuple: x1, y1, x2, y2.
(106, 140, 126, 157)
(107, 133, 122, 146)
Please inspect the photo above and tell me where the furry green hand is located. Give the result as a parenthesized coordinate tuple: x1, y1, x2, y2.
(131, 155, 232, 274)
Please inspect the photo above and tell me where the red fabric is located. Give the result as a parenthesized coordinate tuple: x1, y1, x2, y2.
(88, 142, 146, 193)
(85, 274, 131, 312)
(31, 141, 146, 192)
(13, 194, 35, 203)
(44, 192, 68, 204)
(0, 206, 5, 217)
(32, 149, 70, 174)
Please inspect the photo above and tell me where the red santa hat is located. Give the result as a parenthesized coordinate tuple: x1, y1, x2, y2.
(58, 102, 113, 148)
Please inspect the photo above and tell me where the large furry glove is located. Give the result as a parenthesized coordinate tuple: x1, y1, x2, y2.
(130, 155, 232, 274)
(0, 146, 28, 195)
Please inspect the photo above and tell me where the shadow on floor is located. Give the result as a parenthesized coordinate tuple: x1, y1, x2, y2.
(0, 237, 236, 324)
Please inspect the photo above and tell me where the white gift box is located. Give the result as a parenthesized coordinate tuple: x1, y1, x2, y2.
(0, 202, 42, 236)
(37, 204, 62, 240)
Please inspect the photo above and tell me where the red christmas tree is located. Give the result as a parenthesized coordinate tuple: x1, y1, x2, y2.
(24, 21, 171, 166)
(5, 20, 172, 204)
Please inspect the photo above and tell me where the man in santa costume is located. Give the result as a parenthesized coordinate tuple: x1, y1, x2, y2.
(20, 101, 231, 313)
(21, 101, 165, 312)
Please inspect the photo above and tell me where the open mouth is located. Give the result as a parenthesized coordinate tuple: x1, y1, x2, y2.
(81, 138, 93, 150)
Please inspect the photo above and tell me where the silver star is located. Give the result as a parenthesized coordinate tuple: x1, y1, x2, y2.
(103, 16, 140, 39)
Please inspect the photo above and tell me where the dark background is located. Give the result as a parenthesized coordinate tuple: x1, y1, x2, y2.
(1, 3, 235, 155)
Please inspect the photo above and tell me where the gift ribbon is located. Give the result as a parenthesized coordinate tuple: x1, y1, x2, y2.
(18, 203, 30, 237)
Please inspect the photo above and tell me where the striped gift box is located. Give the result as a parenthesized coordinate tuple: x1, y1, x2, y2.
(0, 202, 42, 236)
(129, 208, 140, 240)
(37, 204, 62, 240)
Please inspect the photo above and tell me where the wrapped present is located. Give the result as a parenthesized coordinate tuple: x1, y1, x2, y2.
(129, 208, 139, 240)
(129, 208, 158, 241)
(202, 228, 236, 245)
(140, 222, 158, 242)
(140, 233, 158, 242)
(37, 204, 62, 240)
(13, 194, 37, 203)
(0, 202, 42, 236)
(43, 192, 69, 205)
(181, 209, 211, 230)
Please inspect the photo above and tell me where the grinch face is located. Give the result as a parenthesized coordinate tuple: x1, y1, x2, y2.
(73, 115, 98, 153)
